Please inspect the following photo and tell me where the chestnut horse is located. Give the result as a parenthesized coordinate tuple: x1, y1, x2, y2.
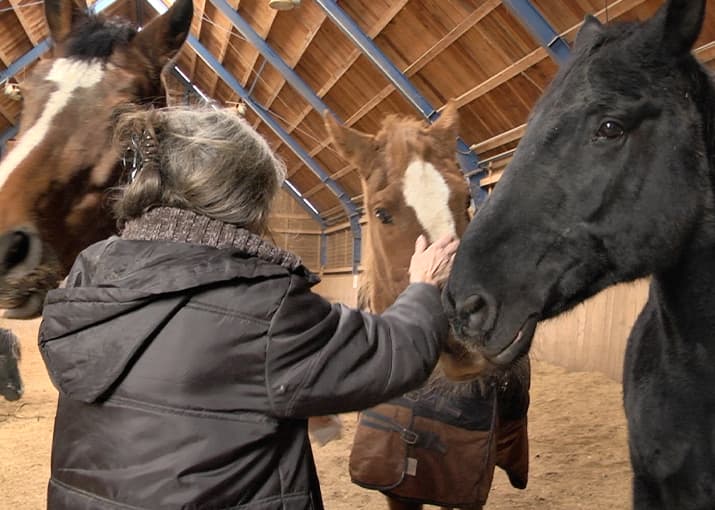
(0, 0, 193, 318)
(325, 103, 530, 510)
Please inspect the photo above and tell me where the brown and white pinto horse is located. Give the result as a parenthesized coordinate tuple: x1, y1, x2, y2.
(325, 104, 530, 510)
(0, 0, 193, 318)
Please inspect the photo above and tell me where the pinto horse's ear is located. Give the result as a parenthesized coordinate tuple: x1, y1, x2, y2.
(644, 0, 705, 57)
(574, 15, 603, 50)
(132, 0, 193, 69)
(44, 0, 88, 44)
(431, 100, 459, 146)
(323, 111, 379, 180)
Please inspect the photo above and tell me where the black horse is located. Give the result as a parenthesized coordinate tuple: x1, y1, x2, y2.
(0, 328, 22, 401)
(443, 0, 714, 508)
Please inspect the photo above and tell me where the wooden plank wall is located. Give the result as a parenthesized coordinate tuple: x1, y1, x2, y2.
(268, 190, 321, 270)
(532, 279, 649, 382)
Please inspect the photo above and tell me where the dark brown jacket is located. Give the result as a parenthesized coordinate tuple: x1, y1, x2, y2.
(39, 231, 447, 510)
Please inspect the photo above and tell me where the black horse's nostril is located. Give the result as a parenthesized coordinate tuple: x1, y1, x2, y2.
(461, 294, 485, 315)
(455, 291, 497, 340)
(3, 231, 30, 271)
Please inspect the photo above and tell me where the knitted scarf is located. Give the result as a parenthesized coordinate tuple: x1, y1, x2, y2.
(121, 207, 307, 273)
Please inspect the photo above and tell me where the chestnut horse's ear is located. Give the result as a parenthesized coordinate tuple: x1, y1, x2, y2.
(132, 0, 193, 69)
(44, 0, 88, 44)
(431, 100, 459, 146)
(323, 111, 378, 180)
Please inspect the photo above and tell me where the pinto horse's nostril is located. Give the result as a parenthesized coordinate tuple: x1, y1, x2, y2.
(3, 231, 30, 271)
(3, 231, 30, 269)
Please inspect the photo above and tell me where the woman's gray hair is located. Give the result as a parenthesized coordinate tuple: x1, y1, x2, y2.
(112, 106, 286, 233)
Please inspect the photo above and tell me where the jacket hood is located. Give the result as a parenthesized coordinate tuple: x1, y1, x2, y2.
(39, 237, 308, 403)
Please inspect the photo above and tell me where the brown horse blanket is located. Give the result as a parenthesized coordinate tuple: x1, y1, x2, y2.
(349, 376, 529, 508)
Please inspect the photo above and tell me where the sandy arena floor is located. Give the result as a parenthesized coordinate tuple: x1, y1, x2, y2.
(0, 317, 631, 509)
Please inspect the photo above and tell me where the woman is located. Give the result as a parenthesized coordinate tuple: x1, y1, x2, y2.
(39, 107, 458, 510)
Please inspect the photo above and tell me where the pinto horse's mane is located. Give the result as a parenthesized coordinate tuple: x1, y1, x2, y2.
(65, 16, 137, 59)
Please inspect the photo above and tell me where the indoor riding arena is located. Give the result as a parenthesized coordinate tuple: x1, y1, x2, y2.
(1, 0, 714, 509)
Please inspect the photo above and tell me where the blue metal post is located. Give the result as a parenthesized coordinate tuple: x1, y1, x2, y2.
(320, 231, 327, 268)
(502, 0, 571, 64)
(314, 0, 487, 205)
(185, 35, 362, 271)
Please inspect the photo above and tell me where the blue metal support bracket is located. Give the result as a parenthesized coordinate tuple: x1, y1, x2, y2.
(314, 0, 487, 206)
(0, 125, 19, 159)
(501, 0, 571, 65)
(184, 35, 363, 271)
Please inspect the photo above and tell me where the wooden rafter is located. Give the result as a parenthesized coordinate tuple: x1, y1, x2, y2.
(187, 0, 207, 78)
(8, 0, 44, 45)
(205, 0, 241, 97)
(288, 0, 646, 180)
(272, 0, 410, 158)
(240, 9, 278, 88)
(257, 12, 327, 116)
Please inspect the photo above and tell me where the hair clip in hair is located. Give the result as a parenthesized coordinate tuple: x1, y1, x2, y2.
(121, 129, 158, 182)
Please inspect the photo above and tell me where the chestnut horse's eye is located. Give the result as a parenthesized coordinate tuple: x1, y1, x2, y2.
(595, 120, 625, 140)
(375, 207, 392, 224)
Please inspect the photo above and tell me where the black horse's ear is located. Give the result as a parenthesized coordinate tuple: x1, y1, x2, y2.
(44, 0, 88, 43)
(644, 0, 705, 57)
(574, 15, 603, 49)
(132, 0, 193, 68)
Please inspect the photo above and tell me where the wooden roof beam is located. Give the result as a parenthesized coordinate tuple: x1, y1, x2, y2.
(185, 0, 208, 79)
(239, 10, 279, 88)
(257, 12, 328, 117)
(287, 0, 648, 179)
(284, 0, 498, 177)
(8, 0, 45, 45)
(204, 0, 242, 97)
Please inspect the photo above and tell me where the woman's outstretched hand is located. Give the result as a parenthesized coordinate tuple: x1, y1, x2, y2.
(408, 234, 459, 287)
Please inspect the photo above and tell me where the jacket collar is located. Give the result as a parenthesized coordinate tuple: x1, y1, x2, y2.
(121, 207, 305, 273)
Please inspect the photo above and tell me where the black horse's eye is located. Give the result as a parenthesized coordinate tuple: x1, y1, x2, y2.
(375, 207, 392, 224)
(595, 120, 625, 140)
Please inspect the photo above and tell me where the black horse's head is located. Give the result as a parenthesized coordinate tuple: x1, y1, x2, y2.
(0, 329, 23, 401)
(444, 0, 714, 366)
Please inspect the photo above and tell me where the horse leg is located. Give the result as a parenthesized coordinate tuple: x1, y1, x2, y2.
(385, 495, 421, 510)
(632, 474, 664, 510)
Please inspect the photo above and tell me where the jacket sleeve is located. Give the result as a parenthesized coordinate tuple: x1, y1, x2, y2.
(265, 275, 448, 418)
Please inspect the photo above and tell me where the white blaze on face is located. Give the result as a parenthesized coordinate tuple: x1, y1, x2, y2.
(0, 59, 105, 191)
(402, 158, 456, 241)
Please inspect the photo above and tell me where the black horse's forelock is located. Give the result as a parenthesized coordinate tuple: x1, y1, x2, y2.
(65, 15, 137, 60)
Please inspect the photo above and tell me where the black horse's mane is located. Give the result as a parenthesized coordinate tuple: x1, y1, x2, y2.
(65, 14, 137, 60)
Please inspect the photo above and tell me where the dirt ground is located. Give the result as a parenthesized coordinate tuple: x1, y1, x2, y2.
(0, 317, 631, 509)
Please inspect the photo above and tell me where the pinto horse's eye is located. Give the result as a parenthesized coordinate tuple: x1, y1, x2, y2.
(375, 207, 393, 224)
(595, 120, 625, 140)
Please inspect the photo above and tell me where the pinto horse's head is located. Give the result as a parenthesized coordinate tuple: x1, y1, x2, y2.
(443, 0, 711, 367)
(0, 0, 192, 318)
